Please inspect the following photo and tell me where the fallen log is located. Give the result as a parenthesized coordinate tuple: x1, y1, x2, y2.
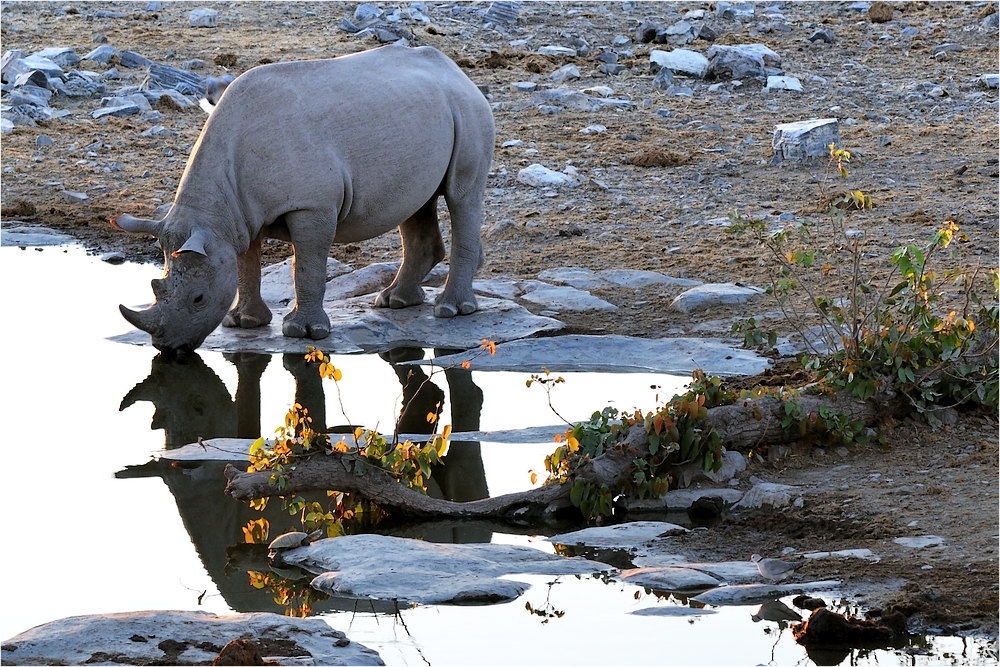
(224, 390, 908, 519)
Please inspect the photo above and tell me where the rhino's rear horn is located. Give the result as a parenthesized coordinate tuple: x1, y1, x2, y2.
(120, 304, 163, 336)
(111, 214, 162, 237)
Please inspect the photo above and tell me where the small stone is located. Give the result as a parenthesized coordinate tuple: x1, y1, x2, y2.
(92, 33, 109, 43)
(538, 45, 577, 57)
(501, 139, 523, 148)
(979, 74, 999, 89)
(101, 251, 126, 264)
(31, 47, 80, 68)
(35, 134, 54, 147)
(511, 81, 536, 92)
(82, 44, 119, 65)
(901, 26, 919, 37)
(706, 43, 781, 80)
(598, 63, 626, 75)
(649, 48, 708, 78)
(808, 28, 835, 43)
(189, 7, 219, 28)
(579, 124, 606, 134)
(766, 75, 802, 92)
(517, 164, 578, 188)
(146, 1, 164, 10)
(60, 190, 89, 204)
(92, 103, 140, 119)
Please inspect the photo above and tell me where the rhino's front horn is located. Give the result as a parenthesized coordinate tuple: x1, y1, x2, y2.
(120, 304, 163, 335)
(111, 214, 162, 237)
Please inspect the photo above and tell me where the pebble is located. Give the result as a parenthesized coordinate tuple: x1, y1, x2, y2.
(101, 251, 126, 264)
(60, 190, 88, 204)
(35, 134, 54, 146)
(511, 81, 536, 92)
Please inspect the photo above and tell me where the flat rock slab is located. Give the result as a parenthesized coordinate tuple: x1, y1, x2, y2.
(519, 281, 617, 311)
(279, 534, 611, 606)
(893, 535, 945, 549)
(547, 521, 687, 548)
(670, 283, 765, 313)
(630, 606, 717, 617)
(538, 266, 701, 291)
(161, 425, 568, 461)
(1, 225, 77, 247)
(0, 610, 383, 666)
(409, 335, 771, 376)
(691, 580, 843, 606)
(734, 482, 802, 509)
(620, 566, 723, 592)
(112, 288, 562, 354)
(803, 548, 880, 562)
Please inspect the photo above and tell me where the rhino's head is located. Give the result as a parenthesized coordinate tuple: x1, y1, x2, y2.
(112, 212, 238, 354)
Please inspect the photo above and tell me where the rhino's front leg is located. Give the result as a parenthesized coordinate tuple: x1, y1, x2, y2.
(375, 197, 446, 310)
(283, 211, 334, 340)
(434, 197, 484, 318)
(223, 237, 273, 329)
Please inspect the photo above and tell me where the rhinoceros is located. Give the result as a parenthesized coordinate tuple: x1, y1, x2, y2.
(113, 45, 495, 353)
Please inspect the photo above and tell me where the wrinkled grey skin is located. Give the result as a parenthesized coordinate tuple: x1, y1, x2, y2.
(114, 45, 495, 353)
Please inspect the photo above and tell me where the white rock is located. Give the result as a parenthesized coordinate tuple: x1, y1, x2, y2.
(0, 610, 382, 666)
(1, 225, 76, 247)
(598, 268, 701, 289)
(620, 566, 722, 592)
(519, 281, 617, 311)
(548, 521, 687, 548)
(766, 75, 802, 92)
(582, 85, 615, 97)
(279, 534, 611, 605)
(706, 43, 781, 79)
(517, 163, 578, 188)
(550, 63, 581, 82)
(30, 47, 80, 67)
(538, 45, 577, 56)
(421, 334, 771, 376)
(649, 48, 709, 78)
(772, 118, 840, 161)
(669, 282, 765, 313)
(0, 118, 13, 133)
(189, 7, 219, 27)
(734, 482, 800, 509)
(803, 548, 880, 562)
(579, 124, 607, 134)
(259, 257, 353, 305)
(893, 535, 945, 549)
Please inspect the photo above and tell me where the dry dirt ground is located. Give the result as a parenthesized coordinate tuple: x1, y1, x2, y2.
(1, 0, 997, 641)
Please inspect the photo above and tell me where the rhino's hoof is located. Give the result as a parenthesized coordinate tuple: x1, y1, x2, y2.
(308, 324, 330, 340)
(283, 320, 308, 338)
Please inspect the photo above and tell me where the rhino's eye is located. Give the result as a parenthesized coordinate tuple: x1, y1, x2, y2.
(193, 294, 205, 306)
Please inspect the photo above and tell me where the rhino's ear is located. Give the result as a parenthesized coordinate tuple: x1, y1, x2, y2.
(171, 229, 210, 258)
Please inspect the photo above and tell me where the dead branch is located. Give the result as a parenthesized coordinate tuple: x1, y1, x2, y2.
(224, 391, 908, 519)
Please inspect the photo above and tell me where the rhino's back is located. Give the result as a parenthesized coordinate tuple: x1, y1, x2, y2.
(184, 45, 493, 238)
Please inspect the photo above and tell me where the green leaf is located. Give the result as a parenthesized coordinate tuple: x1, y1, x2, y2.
(570, 481, 586, 507)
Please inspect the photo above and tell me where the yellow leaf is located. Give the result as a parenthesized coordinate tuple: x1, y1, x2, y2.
(567, 436, 579, 452)
(249, 437, 265, 456)
(442, 424, 452, 441)
(426, 412, 437, 424)
(333, 368, 343, 382)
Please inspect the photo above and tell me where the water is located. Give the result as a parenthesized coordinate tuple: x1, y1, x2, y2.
(0, 244, 994, 665)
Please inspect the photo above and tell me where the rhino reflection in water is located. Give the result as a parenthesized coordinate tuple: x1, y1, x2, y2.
(120, 349, 491, 612)
(112, 45, 495, 353)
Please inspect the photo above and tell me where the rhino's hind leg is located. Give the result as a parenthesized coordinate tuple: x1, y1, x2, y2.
(283, 210, 334, 340)
(223, 237, 274, 329)
(375, 197, 446, 310)
(434, 195, 484, 318)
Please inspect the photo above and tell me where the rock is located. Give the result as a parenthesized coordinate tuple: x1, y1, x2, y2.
(706, 43, 781, 80)
(537, 45, 577, 57)
(772, 118, 840, 161)
(484, 1, 520, 24)
(189, 7, 219, 27)
(766, 75, 802, 92)
(353, 3, 383, 22)
(716, 2, 756, 20)
(691, 580, 842, 605)
(35, 134, 54, 146)
(635, 487, 744, 511)
(13, 69, 51, 88)
(734, 482, 801, 509)
(18, 55, 65, 79)
(90, 102, 138, 118)
(867, 1, 895, 23)
(83, 44, 121, 65)
(101, 251, 126, 264)
(278, 534, 611, 605)
(549, 521, 688, 548)
(517, 163, 579, 187)
(146, 0, 164, 10)
(620, 566, 723, 592)
(579, 124, 606, 134)
(142, 88, 197, 109)
(519, 282, 617, 311)
(1, 118, 14, 133)
(669, 282, 764, 313)
(119, 50, 152, 69)
(532, 87, 633, 111)
(1, 49, 24, 83)
(979, 73, 999, 89)
(649, 48, 708, 78)
(59, 190, 89, 204)
(0, 225, 76, 246)
(652, 66, 674, 90)
(30, 47, 80, 68)
(661, 20, 697, 45)
(983, 11, 999, 28)
(511, 81, 536, 92)
(0, 611, 383, 666)
(893, 535, 944, 549)
(550, 63, 581, 82)
(635, 19, 658, 43)
(793, 608, 898, 646)
(423, 334, 771, 376)
(148, 62, 208, 95)
(598, 62, 626, 75)
(8, 92, 49, 107)
(808, 28, 836, 42)
(803, 548, 880, 563)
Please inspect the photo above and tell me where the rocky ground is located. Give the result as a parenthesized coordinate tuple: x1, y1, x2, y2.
(1, 0, 997, 642)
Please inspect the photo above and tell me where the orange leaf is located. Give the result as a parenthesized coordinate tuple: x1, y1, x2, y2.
(530, 472, 538, 485)
(461, 360, 472, 369)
